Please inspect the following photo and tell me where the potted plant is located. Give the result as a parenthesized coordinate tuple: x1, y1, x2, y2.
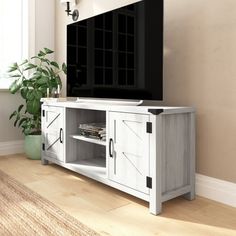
(8, 48, 67, 159)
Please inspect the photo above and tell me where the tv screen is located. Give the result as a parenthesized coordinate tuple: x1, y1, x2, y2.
(67, 0, 163, 100)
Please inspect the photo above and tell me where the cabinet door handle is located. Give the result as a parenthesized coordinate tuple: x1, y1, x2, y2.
(109, 138, 113, 157)
(59, 128, 63, 144)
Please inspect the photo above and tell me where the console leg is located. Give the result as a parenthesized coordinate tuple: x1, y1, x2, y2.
(149, 200, 162, 215)
(183, 187, 195, 201)
(184, 113, 196, 202)
(41, 158, 49, 165)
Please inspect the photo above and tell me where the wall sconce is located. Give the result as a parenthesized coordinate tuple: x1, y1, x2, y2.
(61, 0, 79, 21)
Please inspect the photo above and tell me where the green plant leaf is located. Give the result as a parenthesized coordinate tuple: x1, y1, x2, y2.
(45, 66, 53, 77)
(24, 63, 37, 71)
(8, 48, 66, 135)
(27, 99, 40, 115)
(13, 113, 21, 127)
(19, 59, 28, 66)
(7, 63, 18, 72)
(40, 58, 50, 65)
(26, 90, 35, 101)
(55, 76, 62, 87)
(31, 56, 41, 60)
(50, 61, 59, 69)
(38, 50, 46, 57)
(38, 84, 49, 90)
(9, 80, 21, 94)
(18, 118, 28, 127)
(9, 111, 17, 120)
(29, 71, 41, 80)
(34, 90, 43, 100)
(36, 76, 49, 85)
(10, 74, 21, 78)
(41, 69, 49, 76)
(50, 79, 58, 89)
(20, 87, 29, 99)
(16, 113, 20, 121)
(18, 104, 24, 112)
(44, 48, 54, 54)
(62, 63, 67, 74)
(22, 80, 29, 86)
(7, 67, 17, 73)
(24, 127, 32, 135)
(21, 119, 28, 128)
(38, 86, 48, 97)
(14, 119, 18, 127)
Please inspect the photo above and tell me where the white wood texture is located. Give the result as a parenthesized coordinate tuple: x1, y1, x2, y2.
(42, 106, 65, 162)
(161, 113, 191, 194)
(108, 112, 150, 194)
(42, 99, 194, 114)
(70, 135, 106, 146)
(184, 112, 196, 200)
(149, 114, 162, 215)
(41, 101, 195, 215)
(160, 112, 195, 202)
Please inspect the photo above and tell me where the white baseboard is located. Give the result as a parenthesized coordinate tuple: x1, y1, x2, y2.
(196, 174, 236, 208)
(0, 140, 24, 156)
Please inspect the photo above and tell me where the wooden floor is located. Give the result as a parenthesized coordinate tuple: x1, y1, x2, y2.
(0, 154, 236, 236)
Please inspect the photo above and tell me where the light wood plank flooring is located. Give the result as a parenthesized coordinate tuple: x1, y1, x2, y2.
(0, 154, 236, 236)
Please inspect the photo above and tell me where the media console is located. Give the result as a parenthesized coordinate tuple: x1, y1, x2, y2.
(41, 100, 195, 215)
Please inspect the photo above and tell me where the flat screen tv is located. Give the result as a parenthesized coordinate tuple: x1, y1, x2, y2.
(67, 0, 163, 100)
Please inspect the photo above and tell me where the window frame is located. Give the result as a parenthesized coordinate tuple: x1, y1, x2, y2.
(0, 0, 35, 91)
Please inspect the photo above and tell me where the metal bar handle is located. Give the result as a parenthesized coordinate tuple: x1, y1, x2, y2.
(59, 128, 63, 143)
(109, 138, 113, 157)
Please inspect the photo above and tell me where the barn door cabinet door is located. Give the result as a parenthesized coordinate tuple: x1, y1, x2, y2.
(108, 112, 150, 194)
(42, 106, 65, 162)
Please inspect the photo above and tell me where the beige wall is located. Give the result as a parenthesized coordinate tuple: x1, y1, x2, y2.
(0, 92, 23, 142)
(164, 0, 236, 183)
(55, 0, 236, 183)
(55, 1, 67, 96)
(34, 0, 55, 54)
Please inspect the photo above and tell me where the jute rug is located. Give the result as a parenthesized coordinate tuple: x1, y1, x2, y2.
(0, 169, 100, 236)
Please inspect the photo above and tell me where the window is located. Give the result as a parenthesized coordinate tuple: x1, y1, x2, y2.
(0, 0, 27, 89)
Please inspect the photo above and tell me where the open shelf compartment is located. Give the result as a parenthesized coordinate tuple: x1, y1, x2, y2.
(66, 157, 106, 179)
(65, 108, 107, 179)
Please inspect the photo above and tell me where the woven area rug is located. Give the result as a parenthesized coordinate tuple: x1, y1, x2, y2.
(0, 169, 100, 236)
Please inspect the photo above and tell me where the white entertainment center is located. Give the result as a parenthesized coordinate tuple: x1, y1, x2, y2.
(41, 99, 195, 215)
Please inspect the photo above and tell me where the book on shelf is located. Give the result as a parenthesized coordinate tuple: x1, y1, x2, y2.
(78, 122, 106, 140)
(79, 123, 106, 130)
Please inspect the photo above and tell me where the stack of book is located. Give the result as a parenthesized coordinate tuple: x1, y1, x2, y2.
(78, 123, 106, 141)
